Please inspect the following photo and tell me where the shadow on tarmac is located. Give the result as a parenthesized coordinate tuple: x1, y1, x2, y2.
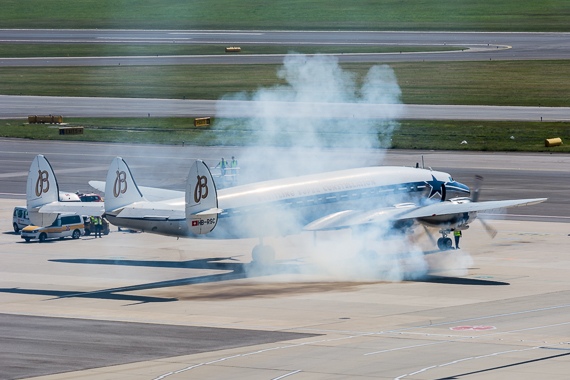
(419, 275, 509, 286)
(0, 256, 508, 303)
(0, 257, 305, 303)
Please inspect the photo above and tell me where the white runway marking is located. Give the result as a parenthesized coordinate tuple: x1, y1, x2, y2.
(393, 347, 540, 380)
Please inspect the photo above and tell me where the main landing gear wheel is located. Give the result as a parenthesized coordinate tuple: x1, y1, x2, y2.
(252, 244, 275, 265)
(437, 237, 453, 250)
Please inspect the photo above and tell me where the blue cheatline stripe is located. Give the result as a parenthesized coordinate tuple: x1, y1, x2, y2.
(219, 180, 434, 219)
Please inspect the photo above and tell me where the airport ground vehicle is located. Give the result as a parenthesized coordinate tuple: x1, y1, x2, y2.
(21, 214, 84, 243)
(12, 206, 30, 233)
(77, 193, 103, 202)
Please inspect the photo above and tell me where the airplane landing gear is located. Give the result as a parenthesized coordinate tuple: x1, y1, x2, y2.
(437, 230, 453, 251)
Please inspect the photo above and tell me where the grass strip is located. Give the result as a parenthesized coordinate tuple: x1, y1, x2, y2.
(2, 0, 570, 32)
(1, 61, 570, 107)
(2, 118, 569, 152)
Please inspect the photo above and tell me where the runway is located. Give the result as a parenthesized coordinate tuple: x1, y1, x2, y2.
(2, 95, 570, 121)
(1, 139, 569, 219)
(1, 30, 570, 66)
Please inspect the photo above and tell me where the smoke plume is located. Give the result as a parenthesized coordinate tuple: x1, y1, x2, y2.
(213, 54, 460, 282)
(215, 53, 403, 180)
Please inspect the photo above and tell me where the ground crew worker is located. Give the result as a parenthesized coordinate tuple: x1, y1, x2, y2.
(91, 215, 103, 238)
(216, 158, 228, 176)
(454, 229, 462, 249)
(230, 156, 238, 175)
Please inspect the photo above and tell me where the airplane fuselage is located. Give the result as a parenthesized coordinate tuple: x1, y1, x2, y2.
(106, 166, 470, 239)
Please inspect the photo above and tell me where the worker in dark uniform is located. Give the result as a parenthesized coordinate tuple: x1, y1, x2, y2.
(454, 229, 462, 249)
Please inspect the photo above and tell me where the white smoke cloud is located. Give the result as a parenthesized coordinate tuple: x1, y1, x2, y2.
(213, 53, 469, 282)
(215, 53, 403, 180)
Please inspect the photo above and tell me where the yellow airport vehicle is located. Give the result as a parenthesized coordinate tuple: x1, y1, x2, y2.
(21, 214, 84, 243)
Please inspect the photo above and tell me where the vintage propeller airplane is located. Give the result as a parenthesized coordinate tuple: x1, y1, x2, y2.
(26, 155, 546, 263)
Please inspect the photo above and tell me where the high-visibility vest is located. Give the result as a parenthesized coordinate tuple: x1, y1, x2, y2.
(454, 230, 462, 237)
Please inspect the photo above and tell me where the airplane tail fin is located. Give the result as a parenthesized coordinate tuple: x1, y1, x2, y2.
(105, 157, 145, 213)
(26, 155, 59, 226)
(186, 160, 221, 234)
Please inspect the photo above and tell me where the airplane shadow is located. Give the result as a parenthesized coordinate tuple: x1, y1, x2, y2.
(0, 256, 508, 304)
(0, 257, 305, 304)
(419, 275, 509, 286)
(0, 287, 177, 303)
(50, 257, 249, 272)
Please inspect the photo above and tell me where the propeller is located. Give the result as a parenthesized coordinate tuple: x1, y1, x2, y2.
(471, 174, 483, 202)
(478, 217, 498, 239)
(471, 174, 498, 239)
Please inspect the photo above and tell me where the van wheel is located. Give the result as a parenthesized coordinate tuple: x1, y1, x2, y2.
(39, 233, 47, 243)
(72, 230, 81, 239)
(24, 238, 30, 242)
(13, 223, 20, 234)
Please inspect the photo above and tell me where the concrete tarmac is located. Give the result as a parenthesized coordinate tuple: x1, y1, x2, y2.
(1, 194, 569, 379)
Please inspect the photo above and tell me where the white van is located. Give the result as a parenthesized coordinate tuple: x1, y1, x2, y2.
(12, 206, 30, 233)
(21, 214, 84, 243)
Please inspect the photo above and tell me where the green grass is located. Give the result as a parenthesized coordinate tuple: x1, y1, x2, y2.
(394, 120, 570, 151)
(2, 118, 569, 152)
(2, 61, 570, 107)
(2, 0, 570, 31)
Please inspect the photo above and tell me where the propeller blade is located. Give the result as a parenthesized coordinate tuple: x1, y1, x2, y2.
(472, 175, 483, 202)
(479, 217, 498, 239)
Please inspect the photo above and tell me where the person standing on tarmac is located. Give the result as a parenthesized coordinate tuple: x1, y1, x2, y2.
(215, 158, 228, 176)
(91, 215, 103, 238)
(230, 156, 238, 175)
(454, 229, 462, 249)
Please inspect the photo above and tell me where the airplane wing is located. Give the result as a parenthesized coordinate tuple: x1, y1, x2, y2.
(89, 180, 184, 202)
(396, 198, 546, 220)
(112, 202, 185, 221)
(36, 201, 105, 217)
(304, 198, 547, 231)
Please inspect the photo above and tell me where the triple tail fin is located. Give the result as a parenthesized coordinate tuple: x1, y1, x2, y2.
(26, 155, 59, 226)
(104, 157, 145, 213)
(186, 160, 221, 234)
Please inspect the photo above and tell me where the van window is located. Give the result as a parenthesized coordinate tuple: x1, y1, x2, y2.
(61, 215, 81, 225)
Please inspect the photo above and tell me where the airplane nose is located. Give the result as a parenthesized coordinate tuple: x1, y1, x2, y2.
(457, 181, 471, 194)
(448, 181, 471, 196)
